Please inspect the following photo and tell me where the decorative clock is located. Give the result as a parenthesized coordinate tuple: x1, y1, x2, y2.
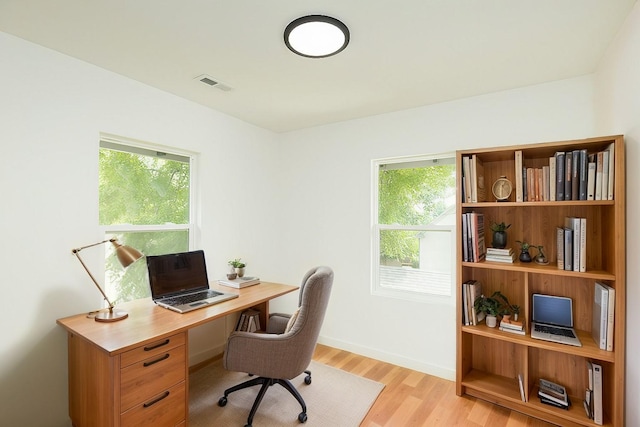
(492, 176, 512, 201)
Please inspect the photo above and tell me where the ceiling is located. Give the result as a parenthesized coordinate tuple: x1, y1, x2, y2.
(0, 1, 636, 133)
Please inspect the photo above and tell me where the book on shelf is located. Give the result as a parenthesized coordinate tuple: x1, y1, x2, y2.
(607, 142, 615, 200)
(522, 166, 528, 202)
(463, 156, 472, 203)
(218, 276, 261, 288)
(542, 165, 550, 201)
(564, 151, 572, 201)
(549, 155, 556, 201)
(499, 326, 525, 335)
(467, 212, 486, 262)
(579, 217, 587, 272)
(235, 309, 261, 332)
(556, 227, 564, 270)
(485, 253, 515, 263)
(515, 150, 523, 202)
(592, 362, 603, 425)
(518, 374, 526, 402)
(595, 151, 604, 200)
(587, 156, 596, 200)
(486, 247, 513, 255)
(555, 151, 565, 201)
(538, 378, 569, 407)
(471, 154, 486, 202)
(563, 227, 573, 271)
(592, 282, 609, 350)
(539, 395, 570, 410)
(571, 149, 580, 200)
(579, 148, 588, 200)
(602, 149, 610, 202)
(462, 280, 483, 325)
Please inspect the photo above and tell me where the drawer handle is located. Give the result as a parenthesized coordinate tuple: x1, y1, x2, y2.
(144, 339, 170, 351)
(143, 353, 170, 367)
(143, 391, 170, 408)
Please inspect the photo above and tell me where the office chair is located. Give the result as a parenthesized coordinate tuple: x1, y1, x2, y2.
(218, 266, 334, 427)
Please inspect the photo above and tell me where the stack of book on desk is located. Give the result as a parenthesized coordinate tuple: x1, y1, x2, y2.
(485, 247, 515, 263)
(499, 318, 525, 335)
(218, 276, 260, 288)
(538, 378, 571, 410)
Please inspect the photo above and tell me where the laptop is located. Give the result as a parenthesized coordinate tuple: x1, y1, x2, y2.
(530, 293, 582, 347)
(147, 250, 238, 313)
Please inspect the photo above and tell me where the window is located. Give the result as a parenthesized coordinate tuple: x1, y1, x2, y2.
(372, 154, 456, 301)
(99, 136, 195, 303)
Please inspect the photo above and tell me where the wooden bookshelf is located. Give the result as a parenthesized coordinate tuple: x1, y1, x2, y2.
(456, 135, 625, 426)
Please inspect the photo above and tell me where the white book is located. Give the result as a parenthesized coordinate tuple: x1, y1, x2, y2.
(601, 282, 615, 351)
(518, 374, 526, 402)
(601, 150, 609, 202)
(592, 282, 608, 350)
(595, 151, 603, 200)
(470, 155, 477, 203)
(549, 156, 556, 201)
(579, 217, 587, 273)
(515, 150, 523, 202)
(607, 142, 615, 200)
(218, 276, 260, 288)
(463, 156, 472, 203)
(587, 161, 596, 200)
(592, 362, 603, 424)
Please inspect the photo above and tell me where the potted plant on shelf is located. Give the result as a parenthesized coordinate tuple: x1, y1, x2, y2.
(474, 293, 501, 327)
(490, 222, 511, 249)
(515, 240, 534, 263)
(228, 258, 246, 278)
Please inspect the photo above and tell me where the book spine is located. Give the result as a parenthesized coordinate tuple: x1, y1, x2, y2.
(515, 150, 523, 202)
(555, 152, 565, 200)
(572, 149, 580, 200)
(605, 284, 615, 351)
(563, 227, 573, 271)
(549, 156, 556, 201)
(592, 283, 608, 350)
(543, 165, 550, 201)
(587, 158, 596, 200)
(579, 218, 587, 273)
(592, 362, 603, 424)
(595, 151, 603, 200)
(564, 151, 572, 201)
(579, 148, 588, 200)
(602, 150, 610, 202)
(556, 227, 564, 270)
(607, 142, 615, 200)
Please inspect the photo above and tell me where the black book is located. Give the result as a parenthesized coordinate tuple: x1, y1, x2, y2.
(539, 395, 570, 410)
(555, 152, 565, 200)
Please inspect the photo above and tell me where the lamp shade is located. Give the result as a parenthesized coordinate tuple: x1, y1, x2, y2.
(284, 15, 350, 58)
(111, 240, 144, 268)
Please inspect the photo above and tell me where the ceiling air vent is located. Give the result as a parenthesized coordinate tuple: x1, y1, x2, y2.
(194, 74, 233, 92)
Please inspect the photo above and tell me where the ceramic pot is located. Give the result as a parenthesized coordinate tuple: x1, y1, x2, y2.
(486, 315, 497, 328)
(235, 267, 245, 277)
(492, 231, 507, 249)
(519, 250, 532, 263)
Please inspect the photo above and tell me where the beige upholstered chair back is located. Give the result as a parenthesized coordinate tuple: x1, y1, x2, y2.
(223, 266, 333, 380)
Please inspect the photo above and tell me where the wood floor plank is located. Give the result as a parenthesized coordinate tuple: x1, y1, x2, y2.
(313, 344, 557, 427)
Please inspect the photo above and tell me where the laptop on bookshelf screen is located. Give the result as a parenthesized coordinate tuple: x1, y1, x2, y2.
(530, 293, 582, 347)
(147, 250, 237, 313)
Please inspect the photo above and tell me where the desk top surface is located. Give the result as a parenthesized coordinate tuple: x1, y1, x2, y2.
(57, 282, 297, 355)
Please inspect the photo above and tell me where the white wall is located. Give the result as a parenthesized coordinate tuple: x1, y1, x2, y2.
(0, 32, 280, 426)
(594, 2, 640, 425)
(274, 76, 597, 378)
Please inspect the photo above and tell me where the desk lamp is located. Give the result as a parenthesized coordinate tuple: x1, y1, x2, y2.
(72, 238, 143, 322)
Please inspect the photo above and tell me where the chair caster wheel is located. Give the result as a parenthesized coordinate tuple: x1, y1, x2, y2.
(218, 396, 227, 407)
(304, 375, 312, 385)
(298, 412, 308, 423)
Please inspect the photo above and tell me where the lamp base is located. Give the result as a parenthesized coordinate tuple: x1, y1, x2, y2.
(94, 309, 128, 322)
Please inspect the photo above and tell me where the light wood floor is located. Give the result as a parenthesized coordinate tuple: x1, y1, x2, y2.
(312, 344, 557, 427)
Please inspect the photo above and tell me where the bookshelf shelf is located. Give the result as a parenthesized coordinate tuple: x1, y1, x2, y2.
(456, 135, 625, 426)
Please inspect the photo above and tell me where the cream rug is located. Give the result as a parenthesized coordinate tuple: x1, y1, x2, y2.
(190, 360, 384, 427)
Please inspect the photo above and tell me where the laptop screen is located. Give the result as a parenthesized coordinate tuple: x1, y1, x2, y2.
(147, 250, 210, 299)
(532, 294, 574, 327)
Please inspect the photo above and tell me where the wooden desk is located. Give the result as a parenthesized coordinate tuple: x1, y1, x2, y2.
(57, 282, 297, 427)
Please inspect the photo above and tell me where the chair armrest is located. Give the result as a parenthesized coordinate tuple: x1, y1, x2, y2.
(266, 313, 291, 334)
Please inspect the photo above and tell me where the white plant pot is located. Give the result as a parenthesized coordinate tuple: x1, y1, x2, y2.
(235, 267, 245, 278)
(486, 315, 497, 328)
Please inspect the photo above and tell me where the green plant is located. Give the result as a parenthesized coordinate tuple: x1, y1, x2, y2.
(228, 258, 246, 268)
(474, 293, 501, 317)
(515, 240, 534, 251)
(490, 222, 511, 232)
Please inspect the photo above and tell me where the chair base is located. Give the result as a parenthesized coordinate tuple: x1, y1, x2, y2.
(218, 370, 312, 427)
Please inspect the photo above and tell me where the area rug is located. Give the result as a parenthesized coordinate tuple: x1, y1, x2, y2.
(189, 360, 384, 427)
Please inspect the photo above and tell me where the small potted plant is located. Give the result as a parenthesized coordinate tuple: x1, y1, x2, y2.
(516, 240, 534, 263)
(228, 258, 246, 278)
(490, 222, 511, 249)
(474, 293, 501, 327)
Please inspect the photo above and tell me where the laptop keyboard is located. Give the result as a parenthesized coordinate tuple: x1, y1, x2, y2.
(534, 324, 576, 338)
(164, 290, 222, 306)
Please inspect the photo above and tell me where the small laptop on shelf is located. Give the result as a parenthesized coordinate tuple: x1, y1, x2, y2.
(530, 293, 582, 347)
(147, 250, 237, 313)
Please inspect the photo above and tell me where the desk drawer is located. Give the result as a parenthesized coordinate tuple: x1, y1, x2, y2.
(121, 344, 186, 411)
(121, 332, 186, 367)
(121, 381, 185, 427)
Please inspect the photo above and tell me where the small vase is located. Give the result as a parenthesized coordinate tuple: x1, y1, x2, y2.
(235, 267, 245, 278)
(486, 315, 497, 328)
(492, 231, 507, 249)
(519, 250, 532, 263)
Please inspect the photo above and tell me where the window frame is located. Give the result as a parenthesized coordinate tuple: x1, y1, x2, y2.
(371, 152, 456, 304)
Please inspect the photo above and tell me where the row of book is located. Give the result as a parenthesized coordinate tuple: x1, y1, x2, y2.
(235, 309, 261, 332)
(461, 154, 486, 203)
(515, 145, 616, 202)
(592, 282, 615, 352)
(556, 216, 587, 272)
(461, 212, 486, 262)
(538, 378, 571, 410)
(461, 280, 484, 326)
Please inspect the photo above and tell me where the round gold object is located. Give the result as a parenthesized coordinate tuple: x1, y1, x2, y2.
(492, 176, 513, 201)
